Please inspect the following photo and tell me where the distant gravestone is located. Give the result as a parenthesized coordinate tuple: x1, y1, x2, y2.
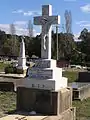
(34, 5, 60, 59)
(0, 82, 14, 91)
(17, 37, 28, 74)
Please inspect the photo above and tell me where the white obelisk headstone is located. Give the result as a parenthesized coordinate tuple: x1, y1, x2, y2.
(34, 5, 60, 59)
(17, 37, 28, 74)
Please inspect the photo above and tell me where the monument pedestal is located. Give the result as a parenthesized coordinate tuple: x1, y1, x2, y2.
(17, 67, 27, 75)
(16, 87, 76, 120)
(17, 59, 67, 91)
(29, 59, 68, 91)
(17, 59, 28, 74)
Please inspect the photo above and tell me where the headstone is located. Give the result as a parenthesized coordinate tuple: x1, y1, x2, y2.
(70, 82, 90, 100)
(0, 82, 14, 91)
(17, 5, 67, 91)
(78, 72, 90, 82)
(16, 5, 75, 119)
(17, 37, 28, 74)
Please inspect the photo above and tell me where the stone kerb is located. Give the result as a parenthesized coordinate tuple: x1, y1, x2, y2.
(57, 87, 72, 114)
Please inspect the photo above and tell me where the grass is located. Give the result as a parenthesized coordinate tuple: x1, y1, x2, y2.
(0, 62, 9, 72)
(62, 71, 79, 83)
(0, 91, 16, 118)
(63, 70, 90, 119)
(73, 98, 90, 120)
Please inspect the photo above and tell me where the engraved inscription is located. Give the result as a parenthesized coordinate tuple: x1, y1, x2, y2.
(34, 60, 50, 68)
(29, 69, 53, 79)
(30, 83, 54, 90)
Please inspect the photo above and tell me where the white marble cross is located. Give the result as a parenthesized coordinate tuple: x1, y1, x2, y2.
(34, 5, 60, 59)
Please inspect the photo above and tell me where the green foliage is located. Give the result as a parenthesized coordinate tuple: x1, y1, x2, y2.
(0, 62, 8, 72)
(28, 35, 41, 57)
(52, 32, 76, 60)
(0, 30, 20, 56)
(78, 28, 90, 63)
(1, 28, 90, 65)
(5, 65, 17, 74)
(0, 29, 77, 62)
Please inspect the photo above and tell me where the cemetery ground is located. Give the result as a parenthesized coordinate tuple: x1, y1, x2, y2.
(0, 62, 89, 119)
(0, 91, 16, 118)
(0, 89, 90, 119)
(0, 62, 8, 72)
(63, 70, 78, 83)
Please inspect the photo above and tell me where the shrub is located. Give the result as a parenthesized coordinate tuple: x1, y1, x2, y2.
(5, 65, 17, 74)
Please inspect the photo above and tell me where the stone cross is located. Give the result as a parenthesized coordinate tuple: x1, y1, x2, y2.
(34, 5, 60, 59)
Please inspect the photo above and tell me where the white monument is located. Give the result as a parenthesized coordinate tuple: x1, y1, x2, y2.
(16, 5, 68, 91)
(17, 37, 28, 74)
(34, 5, 60, 59)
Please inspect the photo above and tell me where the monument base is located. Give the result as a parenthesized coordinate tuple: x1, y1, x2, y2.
(27, 59, 68, 91)
(16, 77, 67, 91)
(17, 66, 28, 75)
(16, 87, 76, 120)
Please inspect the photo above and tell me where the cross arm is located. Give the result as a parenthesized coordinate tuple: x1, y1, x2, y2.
(34, 16, 43, 25)
(48, 15, 60, 25)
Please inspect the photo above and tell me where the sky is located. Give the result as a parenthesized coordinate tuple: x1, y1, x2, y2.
(0, 0, 90, 39)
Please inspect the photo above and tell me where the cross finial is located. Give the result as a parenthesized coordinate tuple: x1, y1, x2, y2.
(34, 5, 60, 59)
(42, 5, 52, 16)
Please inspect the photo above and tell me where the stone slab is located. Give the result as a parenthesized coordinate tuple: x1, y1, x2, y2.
(32, 59, 56, 68)
(0, 73, 25, 78)
(69, 82, 90, 100)
(78, 72, 90, 82)
(28, 68, 53, 79)
(58, 87, 72, 114)
(17, 87, 56, 114)
(0, 108, 76, 120)
(16, 87, 73, 116)
(16, 77, 67, 91)
(28, 67, 62, 80)
(16, 78, 55, 91)
(0, 82, 14, 91)
(0, 115, 47, 120)
(55, 77, 67, 91)
(0, 77, 23, 91)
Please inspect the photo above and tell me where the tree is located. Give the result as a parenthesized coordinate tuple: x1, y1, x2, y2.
(0, 30, 7, 55)
(52, 32, 76, 61)
(9, 23, 17, 56)
(78, 28, 90, 62)
(28, 20, 33, 38)
(27, 35, 41, 58)
(3, 38, 13, 56)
